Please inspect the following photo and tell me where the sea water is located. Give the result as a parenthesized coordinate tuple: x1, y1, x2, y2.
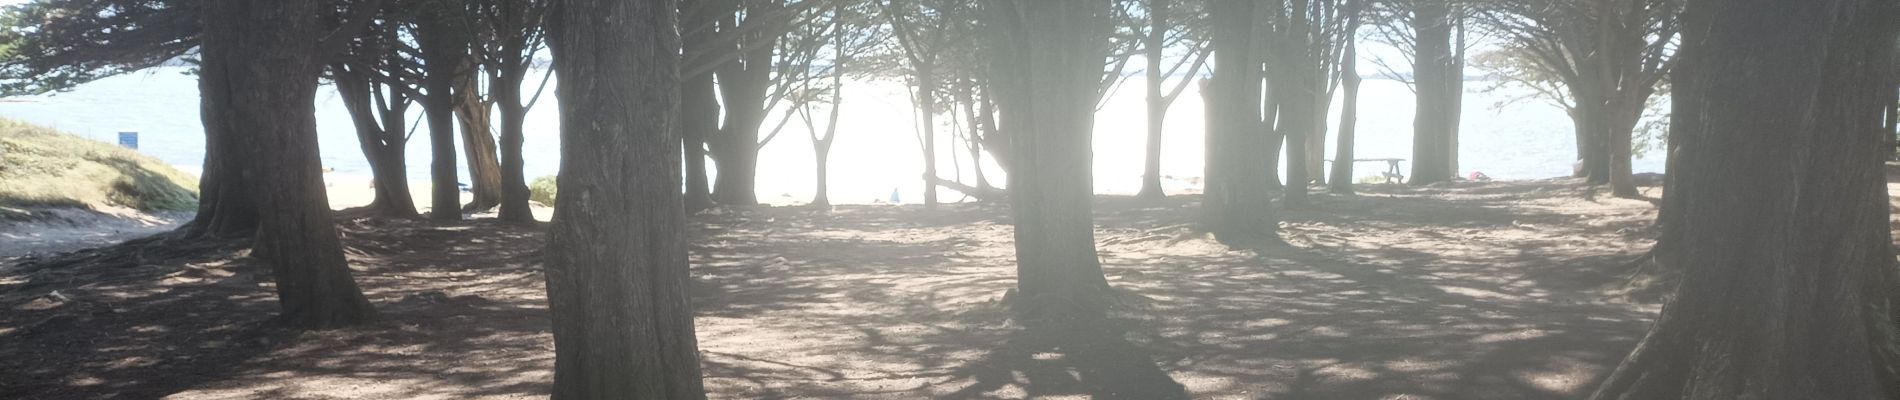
(0, 67, 1664, 205)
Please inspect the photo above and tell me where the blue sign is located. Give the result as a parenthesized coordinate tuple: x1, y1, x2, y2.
(117, 131, 138, 149)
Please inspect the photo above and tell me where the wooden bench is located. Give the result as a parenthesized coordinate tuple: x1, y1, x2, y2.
(1324, 158, 1407, 184)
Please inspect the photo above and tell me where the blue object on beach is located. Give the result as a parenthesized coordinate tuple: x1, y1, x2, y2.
(890, 188, 901, 203)
(117, 132, 138, 149)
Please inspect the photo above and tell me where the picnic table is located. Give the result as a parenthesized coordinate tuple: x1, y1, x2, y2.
(1324, 158, 1407, 184)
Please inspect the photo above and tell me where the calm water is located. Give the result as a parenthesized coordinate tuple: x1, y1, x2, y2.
(0, 67, 1663, 205)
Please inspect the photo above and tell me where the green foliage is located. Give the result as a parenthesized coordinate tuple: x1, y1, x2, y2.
(0, 118, 198, 210)
(0, 0, 201, 96)
(529, 175, 558, 205)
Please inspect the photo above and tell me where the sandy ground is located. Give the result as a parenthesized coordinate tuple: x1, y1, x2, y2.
(0, 179, 1670, 399)
(0, 207, 192, 260)
(0, 177, 540, 263)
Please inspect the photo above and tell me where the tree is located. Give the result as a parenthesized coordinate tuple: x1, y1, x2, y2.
(1201, 0, 1276, 246)
(1479, 0, 1680, 197)
(795, 1, 880, 207)
(453, 56, 507, 211)
(707, 0, 797, 206)
(1405, 0, 1457, 185)
(0, 0, 265, 238)
(331, 13, 422, 219)
(1589, 0, 1900, 397)
(980, 0, 1113, 320)
(1135, 0, 1211, 202)
(415, 0, 467, 221)
(200, 0, 378, 328)
(679, 0, 727, 212)
(470, 0, 549, 223)
(542, 0, 706, 397)
(1328, 8, 1362, 195)
(883, 0, 975, 207)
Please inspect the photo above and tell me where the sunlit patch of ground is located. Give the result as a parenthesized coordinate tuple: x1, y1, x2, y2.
(2, 178, 1670, 399)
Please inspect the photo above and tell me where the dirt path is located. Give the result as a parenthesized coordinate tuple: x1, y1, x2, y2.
(0, 179, 1664, 399)
(0, 208, 190, 261)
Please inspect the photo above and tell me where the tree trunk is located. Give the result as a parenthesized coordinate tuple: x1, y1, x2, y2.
(919, 70, 940, 207)
(1261, 67, 1286, 191)
(417, 10, 464, 221)
(543, 0, 706, 397)
(982, 0, 1112, 322)
(201, 0, 375, 329)
(1278, 0, 1315, 206)
(1203, 0, 1277, 246)
(182, 87, 260, 239)
(1604, 95, 1641, 197)
(680, 0, 721, 212)
(1137, 0, 1170, 202)
(1329, 38, 1360, 195)
(494, 64, 533, 223)
(1590, 0, 1900, 397)
(334, 65, 419, 218)
(454, 61, 505, 212)
(1408, 1, 1454, 185)
(1447, 13, 1464, 177)
(707, 1, 784, 207)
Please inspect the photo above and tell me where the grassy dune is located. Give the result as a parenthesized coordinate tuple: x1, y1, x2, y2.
(0, 118, 197, 211)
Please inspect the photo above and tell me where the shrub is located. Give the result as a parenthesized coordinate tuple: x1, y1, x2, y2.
(530, 175, 558, 205)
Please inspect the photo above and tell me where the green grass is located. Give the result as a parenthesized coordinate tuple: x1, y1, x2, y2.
(0, 118, 198, 211)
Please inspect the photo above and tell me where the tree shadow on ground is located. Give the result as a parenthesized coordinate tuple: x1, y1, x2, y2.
(941, 317, 1191, 400)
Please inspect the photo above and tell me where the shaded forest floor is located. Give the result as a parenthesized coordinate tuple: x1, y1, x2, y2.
(1, 179, 1671, 399)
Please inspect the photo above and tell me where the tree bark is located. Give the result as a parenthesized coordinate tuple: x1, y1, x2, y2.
(454, 60, 505, 211)
(1136, 0, 1170, 202)
(919, 70, 941, 208)
(1203, 0, 1277, 246)
(493, 60, 533, 223)
(181, 91, 260, 239)
(543, 0, 706, 397)
(201, 0, 375, 329)
(1590, 0, 1900, 397)
(707, 0, 785, 207)
(1329, 38, 1360, 195)
(1408, 1, 1455, 185)
(679, 0, 722, 212)
(981, 0, 1112, 322)
(1278, 0, 1316, 206)
(334, 63, 419, 218)
(417, 9, 464, 221)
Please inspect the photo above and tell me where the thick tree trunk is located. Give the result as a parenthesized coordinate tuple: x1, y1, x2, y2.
(493, 66, 533, 223)
(1604, 96, 1641, 197)
(707, 1, 784, 207)
(1329, 39, 1360, 195)
(1202, 0, 1277, 246)
(1409, 1, 1455, 185)
(1590, 0, 1900, 397)
(982, 0, 1112, 322)
(201, 0, 375, 329)
(454, 62, 505, 211)
(417, 11, 464, 221)
(182, 93, 260, 239)
(543, 0, 706, 397)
